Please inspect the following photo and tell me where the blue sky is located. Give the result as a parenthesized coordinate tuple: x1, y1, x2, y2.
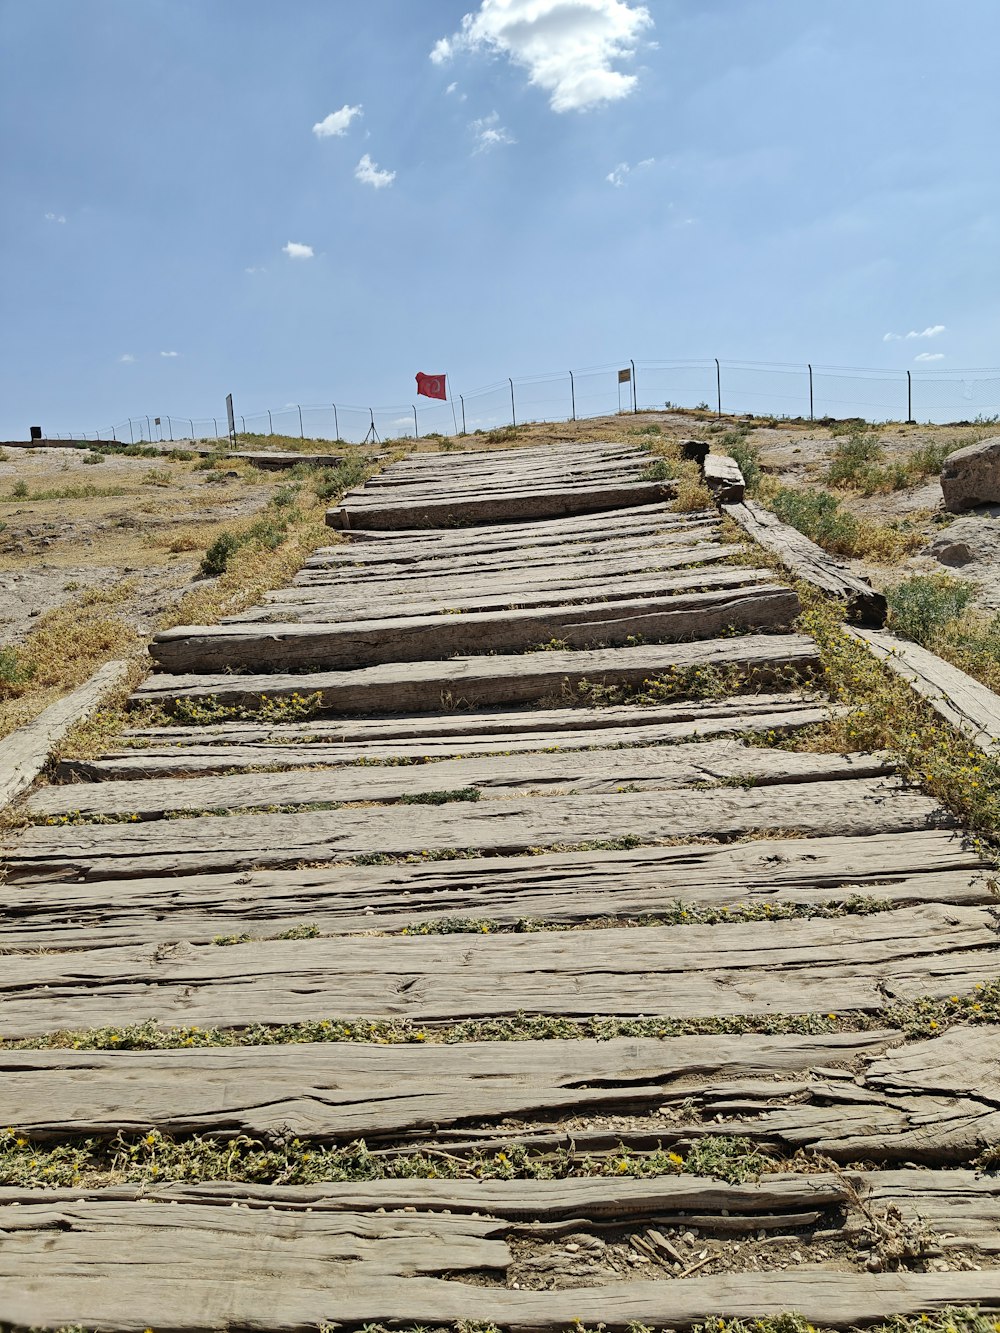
(2, 0, 999, 438)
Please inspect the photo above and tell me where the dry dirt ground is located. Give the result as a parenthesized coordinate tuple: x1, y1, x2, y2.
(0, 444, 287, 642)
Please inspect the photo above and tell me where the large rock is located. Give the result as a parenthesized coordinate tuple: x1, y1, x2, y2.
(941, 436, 1000, 511)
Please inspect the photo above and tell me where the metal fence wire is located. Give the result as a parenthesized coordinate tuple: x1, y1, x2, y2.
(51, 358, 1000, 445)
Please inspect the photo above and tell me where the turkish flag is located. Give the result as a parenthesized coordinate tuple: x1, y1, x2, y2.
(415, 372, 447, 400)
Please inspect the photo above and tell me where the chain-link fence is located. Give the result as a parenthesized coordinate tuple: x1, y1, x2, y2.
(50, 359, 1000, 446)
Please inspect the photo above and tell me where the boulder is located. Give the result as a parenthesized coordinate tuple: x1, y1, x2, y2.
(940, 435, 1000, 511)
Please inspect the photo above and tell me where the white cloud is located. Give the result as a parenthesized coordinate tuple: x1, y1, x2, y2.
(914, 352, 945, 362)
(44, 212, 67, 223)
(118, 354, 135, 363)
(355, 153, 396, 188)
(884, 324, 946, 342)
(431, 0, 653, 113)
(471, 110, 516, 152)
(282, 241, 315, 259)
(244, 265, 266, 274)
(312, 104, 363, 138)
(446, 81, 458, 93)
(160, 350, 179, 358)
(606, 156, 653, 186)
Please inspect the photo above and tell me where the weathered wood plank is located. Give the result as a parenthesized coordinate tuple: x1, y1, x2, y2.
(303, 524, 722, 575)
(0, 1031, 897, 1140)
(0, 660, 131, 811)
(290, 544, 743, 595)
(56, 704, 845, 779)
(306, 506, 708, 564)
(850, 626, 1000, 753)
(0, 903, 989, 1035)
(133, 634, 822, 715)
(150, 587, 800, 673)
(28, 741, 893, 821)
(4, 776, 946, 881)
(1, 1180, 1000, 1330)
(249, 567, 771, 623)
(7, 1026, 997, 1166)
(2, 830, 987, 949)
(329, 480, 677, 529)
(119, 692, 832, 746)
(704, 453, 745, 503)
(723, 498, 887, 626)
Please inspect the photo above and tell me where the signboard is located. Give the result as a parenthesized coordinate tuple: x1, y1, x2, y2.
(226, 393, 236, 445)
(618, 368, 631, 384)
(154, 417, 161, 426)
(29, 426, 41, 441)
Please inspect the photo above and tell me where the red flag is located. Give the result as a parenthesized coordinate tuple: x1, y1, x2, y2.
(415, 372, 447, 401)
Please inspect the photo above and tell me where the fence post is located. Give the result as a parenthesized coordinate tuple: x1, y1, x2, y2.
(189, 419, 195, 441)
(332, 404, 339, 442)
(569, 371, 576, 421)
(166, 417, 173, 442)
(240, 416, 246, 435)
(297, 404, 304, 439)
(213, 418, 218, 440)
(714, 360, 722, 418)
(145, 415, 151, 441)
(267, 410, 272, 436)
(128, 420, 134, 444)
(412, 405, 419, 439)
(630, 359, 637, 413)
(907, 371, 914, 424)
(509, 378, 516, 427)
(460, 395, 467, 435)
(808, 364, 814, 421)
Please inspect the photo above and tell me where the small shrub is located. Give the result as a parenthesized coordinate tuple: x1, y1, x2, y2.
(200, 530, 243, 576)
(484, 425, 519, 444)
(142, 468, 172, 487)
(82, 452, 104, 465)
(640, 458, 677, 481)
(11, 479, 28, 499)
(0, 646, 37, 697)
(312, 457, 370, 501)
(887, 574, 975, 647)
(909, 440, 956, 477)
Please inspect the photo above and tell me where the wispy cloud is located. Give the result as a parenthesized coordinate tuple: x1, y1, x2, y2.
(471, 111, 516, 153)
(312, 104, 362, 138)
(282, 241, 315, 260)
(914, 352, 945, 362)
(245, 265, 266, 275)
(431, 0, 653, 113)
(44, 212, 67, 223)
(355, 153, 396, 188)
(606, 156, 654, 186)
(118, 354, 135, 364)
(160, 350, 179, 358)
(883, 324, 946, 342)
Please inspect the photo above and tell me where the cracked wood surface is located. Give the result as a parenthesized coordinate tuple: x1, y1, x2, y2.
(1, 1185, 999, 1330)
(4, 830, 986, 950)
(329, 479, 678, 529)
(28, 739, 894, 820)
(0, 903, 993, 1036)
(131, 633, 822, 714)
(0, 1031, 894, 1140)
(6, 776, 948, 880)
(61, 702, 840, 780)
(149, 586, 800, 673)
(851, 625, 1000, 754)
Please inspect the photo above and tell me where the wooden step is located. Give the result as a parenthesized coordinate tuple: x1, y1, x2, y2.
(329, 480, 677, 530)
(244, 566, 774, 623)
(4, 1028, 995, 1165)
(4, 830, 988, 949)
(133, 633, 822, 715)
(149, 586, 800, 673)
(0, 902, 989, 1035)
(29, 740, 893, 821)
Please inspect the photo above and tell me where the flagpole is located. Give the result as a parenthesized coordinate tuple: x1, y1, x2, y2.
(447, 373, 459, 437)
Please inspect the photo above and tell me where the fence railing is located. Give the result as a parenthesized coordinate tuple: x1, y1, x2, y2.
(48, 358, 1000, 446)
